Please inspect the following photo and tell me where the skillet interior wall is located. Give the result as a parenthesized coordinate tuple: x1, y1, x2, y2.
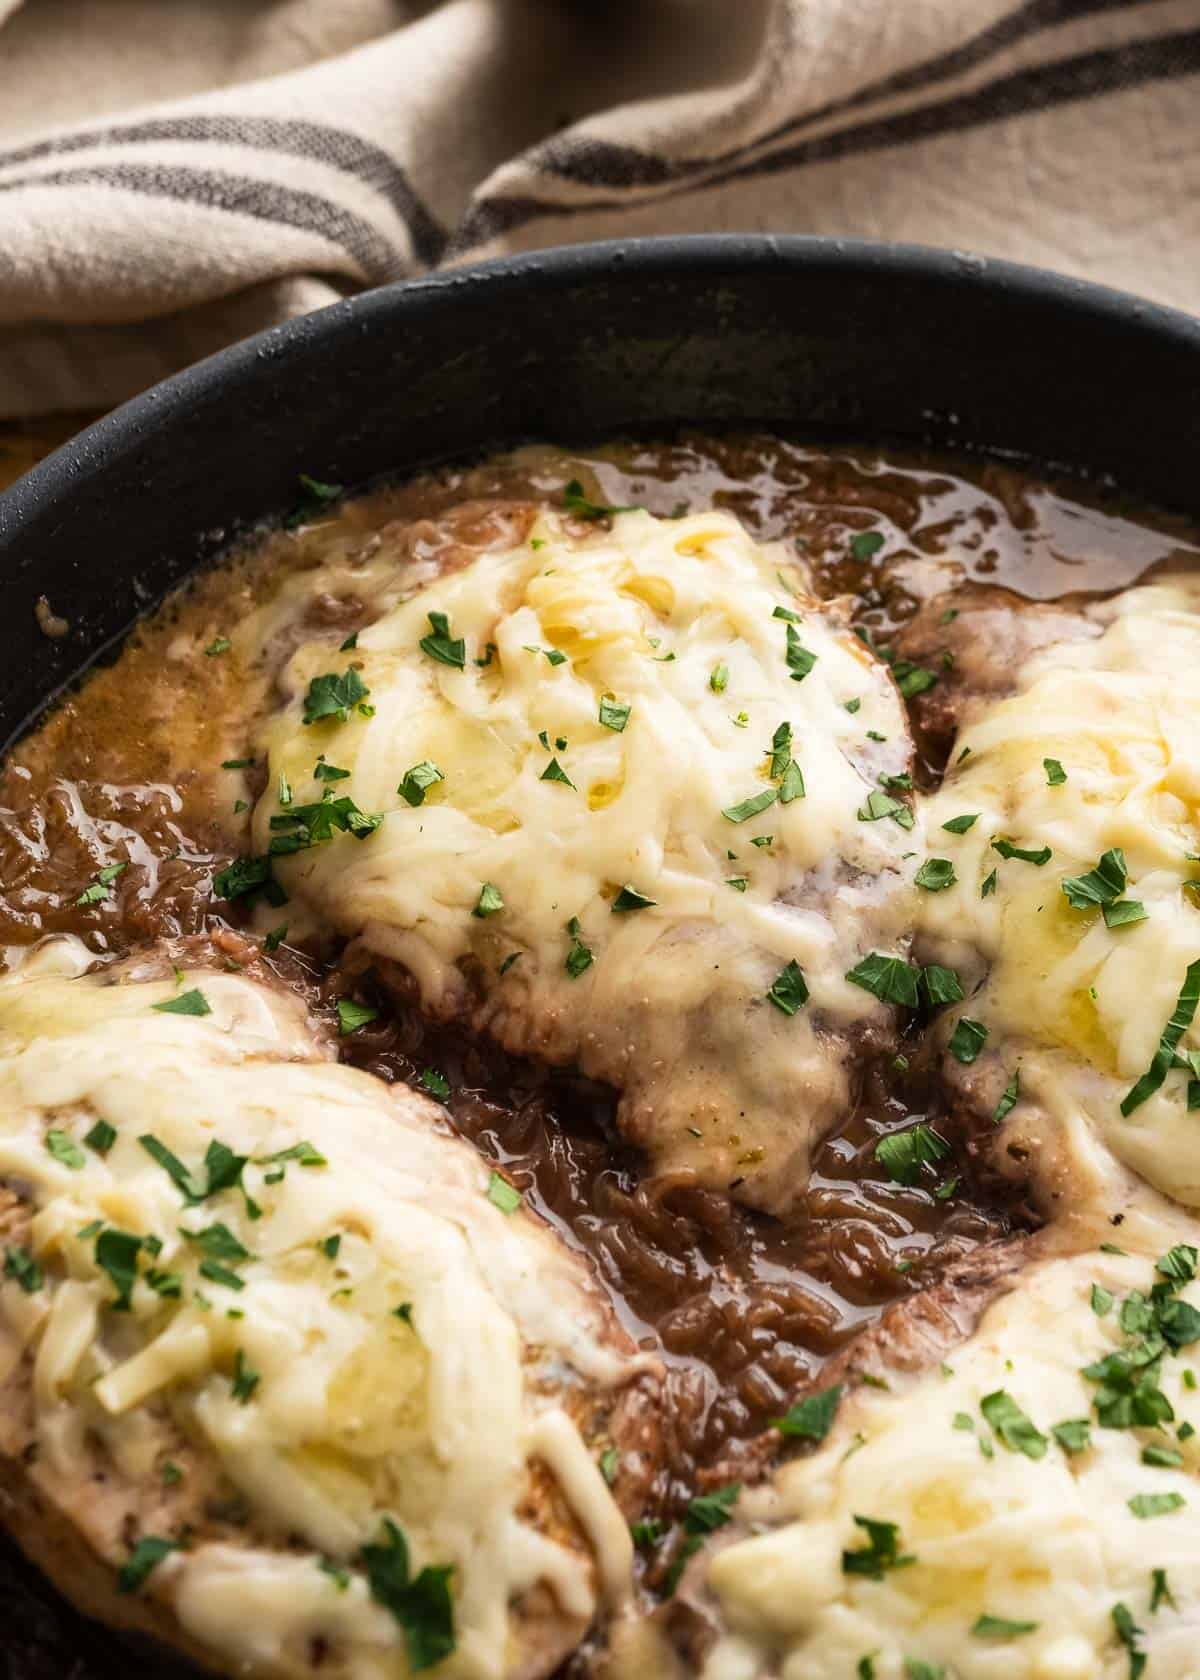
(4, 236, 1200, 749)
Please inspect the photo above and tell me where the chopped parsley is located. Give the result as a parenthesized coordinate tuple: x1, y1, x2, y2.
(722, 788, 777, 824)
(3, 1246, 42, 1294)
(992, 837, 1052, 866)
(921, 964, 964, 1006)
(231, 1349, 260, 1403)
(561, 479, 635, 521)
(1141, 1444, 1184, 1468)
(766, 959, 809, 1016)
(857, 790, 914, 830)
(612, 884, 656, 913)
(1121, 958, 1200, 1115)
(45, 1129, 86, 1170)
(564, 916, 593, 978)
(664, 1484, 740, 1595)
(152, 988, 211, 1018)
(269, 794, 381, 854)
(204, 636, 231, 657)
(540, 756, 575, 788)
(1151, 1567, 1175, 1612)
(845, 952, 921, 1008)
(83, 1119, 116, 1156)
(184, 1223, 251, 1262)
(1092, 1283, 1114, 1316)
(1044, 758, 1067, 785)
(599, 1447, 619, 1484)
(302, 666, 372, 724)
(1062, 847, 1128, 910)
(599, 695, 631, 731)
(947, 1017, 988, 1064)
(875, 1123, 951, 1187)
(942, 813, 979, 834)
(1112, 1602, 1145, 1680)
(284, 473, 343, 528)
(213, 855, 284, 906)
(981, 868, 997, 897)
(264, 923, 288, 952)
(785, 623, 817, 681)
(1104, 899, 1148, 929)
(841, 1515, 915, 1579)
(980, 1389, 1047, 1459)
(850, 530, 885, 562)
(772, 1384, 842, 1440)
(972, 1615, 1038, 1638)
(75, 861, 127, 906)
(487, 1172, 522, 1215)
(95, 1228, 144, 1311)
(117, 1536, 176, 1594)
(915, 858, 956, 892)
(398, 760, 444, 807)
(709, 662, 729, 693)
(992, 1068, 1020, 1124)
(890, 659, 938, 700)
(418, 1068, 450, 1102)
(1129, 1491, 1186, 1519)
(1052, 1417, 1091, 1455)
(337, 998, 378, 1036)
(418, 611, 465, 669)
(473, 882, 504, 918)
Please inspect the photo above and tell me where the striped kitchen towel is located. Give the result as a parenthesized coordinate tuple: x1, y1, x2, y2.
(0, 0, 1198, 417)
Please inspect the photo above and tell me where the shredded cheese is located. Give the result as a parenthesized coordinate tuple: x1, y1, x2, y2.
(253, 508, 918, 1210)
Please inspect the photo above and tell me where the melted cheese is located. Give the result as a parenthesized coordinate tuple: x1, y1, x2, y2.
(0, 945, 634, 1680)
(918, 578, 1200, 1207)
(704, 1234, 1200, 1680)
(251, 508, 917, 1210)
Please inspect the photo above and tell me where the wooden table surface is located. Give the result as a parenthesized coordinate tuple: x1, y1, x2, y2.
(0, 414, 96, 494)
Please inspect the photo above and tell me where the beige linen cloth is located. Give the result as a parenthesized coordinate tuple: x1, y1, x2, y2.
(0, 0, 1198, 419)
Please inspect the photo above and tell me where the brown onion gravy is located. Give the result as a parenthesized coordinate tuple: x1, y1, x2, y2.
(2, 435, 1199, 1648)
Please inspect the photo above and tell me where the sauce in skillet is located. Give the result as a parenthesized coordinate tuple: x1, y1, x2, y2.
(2, 433, 1198, 1666)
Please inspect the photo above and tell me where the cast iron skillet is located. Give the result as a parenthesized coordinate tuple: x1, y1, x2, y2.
(0, 233, 1199, 1674)
(3, 233, 1200, 755)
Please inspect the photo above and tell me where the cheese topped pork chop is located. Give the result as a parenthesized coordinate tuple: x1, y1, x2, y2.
(689, 1215, 1200, 1680)
(0, 939, 656, 1680)
(245, 506, 921, 1212)
(915, 578, 1200, 1215)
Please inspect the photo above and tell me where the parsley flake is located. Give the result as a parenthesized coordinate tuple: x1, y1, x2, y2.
(612, 884, 656, 913)
(992, 837, 1052, 866)
(722, 788, 777, 824)
(767, 959, 809, 1016)
(75, 861, 127, 906)
(915, 858, 956, 892)
(1121, 958, 1200, 1115)
(418, 611, 466, 669)
(875, 1123, 951, 1186)
(398, 760, 444, 807)
(599, 695, 631, 731)
(337, 998, 378, 1036)
(473, 882, 504, 918)
(772, 1384, 842, 1440)
(152, 988, 211, 1018)
(118, 1536, 176, 1594)
(302, 667, 371, 725)
(947, 1017, 988, 1064)
(980, 1389, 1046, 1458)
(486, 1172, 522, 1215)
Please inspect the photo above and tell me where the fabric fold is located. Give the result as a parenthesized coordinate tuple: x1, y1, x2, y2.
(0, 0, 1197, 417)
